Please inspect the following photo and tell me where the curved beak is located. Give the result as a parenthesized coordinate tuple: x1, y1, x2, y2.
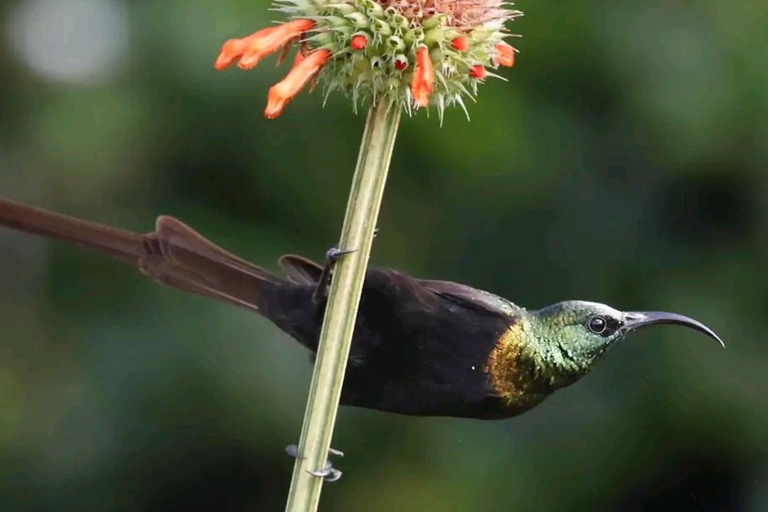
(623, 311, 725, 348)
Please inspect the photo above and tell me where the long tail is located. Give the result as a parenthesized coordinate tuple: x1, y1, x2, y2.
(0, 197, 281, 312)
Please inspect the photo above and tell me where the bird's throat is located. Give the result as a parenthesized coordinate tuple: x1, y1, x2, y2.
(485, 317, 582, 411)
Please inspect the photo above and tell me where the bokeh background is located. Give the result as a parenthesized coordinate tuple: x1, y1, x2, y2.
(1, 0, 766, 510)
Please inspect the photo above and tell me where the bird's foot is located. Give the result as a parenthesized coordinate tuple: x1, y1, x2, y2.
(308, 462, 343, 482)
(326, 246, 357, 265)
(285, 444, 344, 482)
(285, 444, 302, 459)
(312, 246, 356, 302)
(285, 444, 345, 459)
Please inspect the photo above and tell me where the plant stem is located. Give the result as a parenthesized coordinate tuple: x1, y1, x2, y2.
(284, 98, 401, 512)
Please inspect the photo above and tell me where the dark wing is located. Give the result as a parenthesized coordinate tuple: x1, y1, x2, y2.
(341, 269, 519, 417)
(275, 254, 520, 321)
(418, 279, 521, 321)
(278, 254, 324, 284)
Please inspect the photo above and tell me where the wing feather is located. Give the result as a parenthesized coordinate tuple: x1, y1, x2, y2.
(418, 279, 521, 320)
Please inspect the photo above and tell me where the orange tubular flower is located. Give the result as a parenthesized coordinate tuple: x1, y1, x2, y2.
(265, 49, 332, 119)
(214, 19, 315, 71)
(293, 49, 306, 67)
(411, 47, 435, 108)
(495, 41, 516, 67)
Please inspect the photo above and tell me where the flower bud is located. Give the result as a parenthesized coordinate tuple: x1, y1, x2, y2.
(451, 36, 469, 52)
(351, 33, 369, 50)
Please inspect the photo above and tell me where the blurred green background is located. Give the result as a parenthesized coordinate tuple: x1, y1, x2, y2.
(1, 0, 766, 510)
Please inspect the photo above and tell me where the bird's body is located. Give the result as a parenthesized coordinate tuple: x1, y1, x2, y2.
(264, 263, 520, 417)
(0, 198, 723, 419)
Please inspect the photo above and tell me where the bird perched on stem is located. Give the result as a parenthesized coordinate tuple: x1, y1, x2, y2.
(0, 197, 723, 419)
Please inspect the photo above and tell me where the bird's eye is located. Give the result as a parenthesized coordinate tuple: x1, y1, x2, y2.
(587, 316, 607, 334)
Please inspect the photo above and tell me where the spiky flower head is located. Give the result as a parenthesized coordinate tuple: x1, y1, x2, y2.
(215, 0, 521, 119)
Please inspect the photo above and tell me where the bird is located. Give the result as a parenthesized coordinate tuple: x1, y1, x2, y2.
(0, 197, 724, 420)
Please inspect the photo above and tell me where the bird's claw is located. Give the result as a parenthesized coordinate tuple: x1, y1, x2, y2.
(285, 444, 345, 459)
(285, 444, 302, 459)
(285, 444, 344, 482)
(312, 245, 356, 302)
(307, 462, 342, 482)
(325, 246, 356, 264)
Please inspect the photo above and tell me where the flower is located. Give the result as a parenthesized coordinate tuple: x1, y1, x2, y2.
(215, 19, 315, 71)
(265, 49, 332, 119)
(469, 64, 487, 79)
(494, 40, 516, 67)
(411, 46, 434, 107)
(215, 0, 521, 119)
(451, 36, 470, 52)
(351, 34, 369, 51)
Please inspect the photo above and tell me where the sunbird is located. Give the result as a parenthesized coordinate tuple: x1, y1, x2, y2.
(0, 197, 724, 420)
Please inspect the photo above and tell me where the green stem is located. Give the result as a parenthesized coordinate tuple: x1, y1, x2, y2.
(284, 99, 401, 512)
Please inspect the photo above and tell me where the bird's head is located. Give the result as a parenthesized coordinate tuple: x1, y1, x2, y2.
(528, 300, 724, 379)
